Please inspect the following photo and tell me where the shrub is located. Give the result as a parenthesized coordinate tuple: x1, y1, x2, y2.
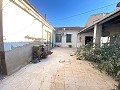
(76, 43, 120, 77)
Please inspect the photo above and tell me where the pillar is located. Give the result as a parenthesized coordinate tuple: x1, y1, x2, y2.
(42, 23, 44, 44)
(0, 0, 7, 75)
(93, 24, 102, 45)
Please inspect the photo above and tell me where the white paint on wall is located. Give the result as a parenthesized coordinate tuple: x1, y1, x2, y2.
(2, 0, 42, 42)
(55, 30, 80, 47)
(79, 32, 94, 45)
(43, 25, 53, 43)
(1, 0, 55, 74)
(2, 0, 55, 43)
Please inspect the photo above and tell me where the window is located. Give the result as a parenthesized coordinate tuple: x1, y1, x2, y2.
(56, 34, 62, 42)
(66, 34, 72, 43)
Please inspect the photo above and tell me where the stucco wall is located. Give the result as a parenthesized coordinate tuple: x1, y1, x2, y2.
(2, 0, 42, 42)
(2, 0, 55, 44)
(55, 30, 79, 47)
(103, 23, 120, 36)
(5, 41, 41, 75)
(79, 31, 93, 45)
(43, 25, 53, 43)
(2, 0, 55, 75)
(103, 23, 120, 44)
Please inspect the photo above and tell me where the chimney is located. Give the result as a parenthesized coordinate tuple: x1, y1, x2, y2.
(45, 14, 47, 20)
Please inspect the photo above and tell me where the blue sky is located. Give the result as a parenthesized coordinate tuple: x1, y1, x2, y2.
(29, 0, 120, 27)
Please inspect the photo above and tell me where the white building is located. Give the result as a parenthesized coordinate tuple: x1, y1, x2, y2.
(54, 27, 83, 48)
(2, 0, 55, 45)
(0, 0, 55, 75)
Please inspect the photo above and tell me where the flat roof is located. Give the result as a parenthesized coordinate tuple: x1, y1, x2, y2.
(54, 27, 84, 31)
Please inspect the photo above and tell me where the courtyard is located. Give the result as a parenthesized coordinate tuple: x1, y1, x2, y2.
(0, 47, 118, 90)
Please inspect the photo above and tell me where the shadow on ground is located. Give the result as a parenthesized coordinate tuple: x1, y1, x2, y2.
(0, 75, 6, 80)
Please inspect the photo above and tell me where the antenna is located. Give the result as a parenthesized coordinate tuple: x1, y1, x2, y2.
(45, 14, 47, 20)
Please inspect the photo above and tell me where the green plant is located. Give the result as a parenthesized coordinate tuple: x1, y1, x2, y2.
(76, 43, 120, 77)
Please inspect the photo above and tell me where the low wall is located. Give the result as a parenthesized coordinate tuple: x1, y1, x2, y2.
(5, 41, 41, 75)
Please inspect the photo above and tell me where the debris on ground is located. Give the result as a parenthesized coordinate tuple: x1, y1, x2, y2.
(59, 60, 65, 63)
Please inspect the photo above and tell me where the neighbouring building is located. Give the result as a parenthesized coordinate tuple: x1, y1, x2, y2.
(54, 27, 83, 47)
(79, 13, 109, 45)
(0, 0, 55, 75)
(79, 8, 120, 45)
(54, 13, 109, 47)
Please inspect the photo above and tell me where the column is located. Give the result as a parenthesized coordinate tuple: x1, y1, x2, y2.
(0, 0, 7, 75)
(93, 24, 102, 45)
(42, 23, 44, 44)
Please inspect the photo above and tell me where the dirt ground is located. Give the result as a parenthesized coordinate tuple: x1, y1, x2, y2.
(0, 47, 118, 90)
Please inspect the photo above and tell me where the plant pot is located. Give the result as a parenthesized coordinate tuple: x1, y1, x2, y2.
(68, 45, 72, 48)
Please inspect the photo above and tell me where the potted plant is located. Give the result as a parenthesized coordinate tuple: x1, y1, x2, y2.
(68, 45, 72, 48)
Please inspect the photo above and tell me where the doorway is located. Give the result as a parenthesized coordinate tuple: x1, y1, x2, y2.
(85, 36, 93, 44)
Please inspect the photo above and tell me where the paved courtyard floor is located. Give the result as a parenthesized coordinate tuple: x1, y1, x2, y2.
(0, 47, 118, 90)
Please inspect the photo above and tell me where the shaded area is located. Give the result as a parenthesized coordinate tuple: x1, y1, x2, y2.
(0, 75, 6, 80)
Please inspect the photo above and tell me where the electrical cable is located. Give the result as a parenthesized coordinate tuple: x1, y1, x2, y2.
(49, 2, 118, 21)
(1, 1, 119, 40)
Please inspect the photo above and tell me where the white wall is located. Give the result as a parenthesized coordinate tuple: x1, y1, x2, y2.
(43, 25, 53, 43)
(1, 0, 55, 75)
(55, 30, 79, 47)
(79, 32, 93, 45)
(3, 0, 42, 42)
(2, 0, 54, 42)
(103, 23, 120, 44)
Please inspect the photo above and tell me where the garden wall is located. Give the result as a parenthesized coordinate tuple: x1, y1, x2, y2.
(5, 41, 41, 75)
